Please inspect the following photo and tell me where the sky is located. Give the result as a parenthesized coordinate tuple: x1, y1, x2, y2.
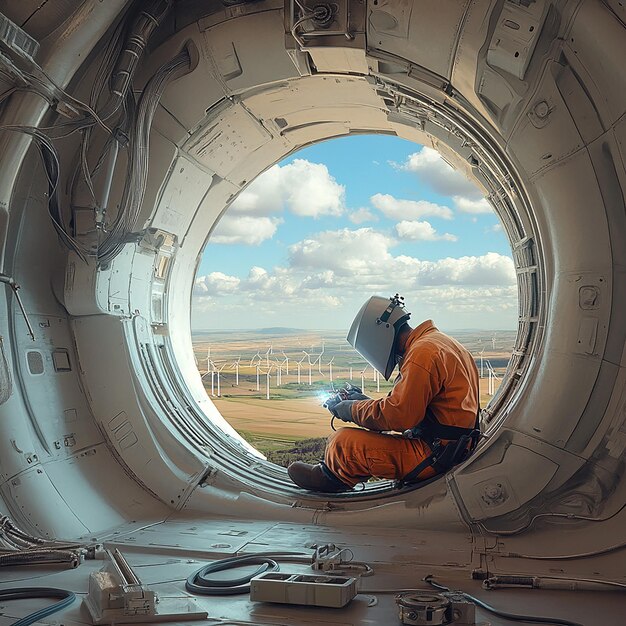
(192, 134, 518, 331)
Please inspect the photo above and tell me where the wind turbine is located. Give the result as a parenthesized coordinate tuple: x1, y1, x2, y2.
(281, 351, 289, 376)
(360, 366, 367, 394)
(265, 366, 273, 400)
(317, 341, 325, 375)
(302, 351, 313, 385)
(297, 353, 307, 384)
(492, 333, 497, 350)
(215, 362, 227, 397)
(209, 360, 216, 396)
(328, 357, 334, 383)
(486, 360, 500, 395)
(200, 362, 213, 389)
(273, 356, 282, 386)
(265, 344, 273, 367)
(479, 349, 485, 379)
(231, 356, 241, 386)
(256, 363, 260, 392)
(250, 351, 261, 366)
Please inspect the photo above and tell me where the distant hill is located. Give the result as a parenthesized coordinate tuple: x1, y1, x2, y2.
(254, 327, 305, 335)
(192, 327, 307, 336)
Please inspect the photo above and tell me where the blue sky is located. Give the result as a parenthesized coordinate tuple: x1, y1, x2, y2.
(193, 135, 517, 330)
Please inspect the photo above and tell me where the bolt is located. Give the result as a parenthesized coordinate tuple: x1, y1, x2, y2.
(534, 100, 550, 119)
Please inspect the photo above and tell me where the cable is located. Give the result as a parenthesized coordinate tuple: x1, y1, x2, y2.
(0, 125, 90, 260)
(186, 555, 280, 595)
(483, 574, 626, 591)
(478, 502, 626, 536)
(185, 551, 312, 596)
(97, 48, 191, 266)
(290, 14, 316, 47)
(424, 576, 585, 626)
(0, 587, 75, 626)
(500, 539, 626, 561)
(293, 0, 311, 13)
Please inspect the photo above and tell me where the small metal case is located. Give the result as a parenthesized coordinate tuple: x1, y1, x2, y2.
(250, 572, 357, 608)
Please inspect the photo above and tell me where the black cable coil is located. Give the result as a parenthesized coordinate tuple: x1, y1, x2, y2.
(185, 555, 280, 595)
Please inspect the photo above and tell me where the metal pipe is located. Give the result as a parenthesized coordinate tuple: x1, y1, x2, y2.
(0, 0, 131, 272)
(0, 275, 35, 340)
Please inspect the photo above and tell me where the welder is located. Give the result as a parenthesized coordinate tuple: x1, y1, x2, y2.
(288, 294, 480, 493)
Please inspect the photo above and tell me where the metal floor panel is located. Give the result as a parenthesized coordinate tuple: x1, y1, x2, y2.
(0, 515, 624, 625)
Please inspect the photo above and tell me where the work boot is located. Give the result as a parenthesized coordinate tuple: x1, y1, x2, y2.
(287, 462, 352, 493)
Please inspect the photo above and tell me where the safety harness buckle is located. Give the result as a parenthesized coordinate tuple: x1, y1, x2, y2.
(396, 409, 481, 489)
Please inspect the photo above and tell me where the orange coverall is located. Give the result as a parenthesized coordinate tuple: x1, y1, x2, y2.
(325, 320, 479, 487)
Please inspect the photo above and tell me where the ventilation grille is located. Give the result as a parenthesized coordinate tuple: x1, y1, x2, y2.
(26, 350, 44, 375)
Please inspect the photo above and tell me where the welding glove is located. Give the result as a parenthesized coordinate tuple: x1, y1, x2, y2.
(345, 389, 370, 401)
(331, 400, 355, 423)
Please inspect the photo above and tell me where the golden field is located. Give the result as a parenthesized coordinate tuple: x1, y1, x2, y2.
(193, 329, 514, 455)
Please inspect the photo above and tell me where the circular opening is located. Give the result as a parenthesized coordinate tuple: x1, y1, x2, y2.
(192, 135, 517, 469)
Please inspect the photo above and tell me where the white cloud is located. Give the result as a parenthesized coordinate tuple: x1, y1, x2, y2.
(395, 147, 482, 199)
(288, 228, 396, 277)
(370, 193, 453, 221)
(201, 227, 514, 307)
(416, 285, 518, 313)
(395, 220, 458, 242)
(229, 158, 345, 218)
(194, 272, 240, 296)
(486, 223, 503, 234)
(195, 226, 516, 329)
(415, 252, 515, 286)
(453, 196, 493, 214)
(211, 215, 281, 245)
(289, 229, 513, 287)
(348, 208, 378, 224)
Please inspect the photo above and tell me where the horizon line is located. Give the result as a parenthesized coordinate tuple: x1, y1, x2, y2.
(191, 327, 518, 332)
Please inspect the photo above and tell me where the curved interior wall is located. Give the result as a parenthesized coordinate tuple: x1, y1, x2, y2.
(0, 1, 623, 547)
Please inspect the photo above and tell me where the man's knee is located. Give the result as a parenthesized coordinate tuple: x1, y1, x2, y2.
(326, 427, 354, 455)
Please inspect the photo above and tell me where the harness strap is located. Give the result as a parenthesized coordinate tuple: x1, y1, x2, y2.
(398, 407, 481, 488)
(411, 421, 476, 441)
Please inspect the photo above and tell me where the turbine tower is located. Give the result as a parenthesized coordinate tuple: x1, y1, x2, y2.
(297, 353, 307, 384)
(360, 366, 367, 395)
(231, 356, 241, 386)
(273, 356, 282, 386)
(215, 362, 227, 397)
(210, 360, 216, 396)
(317, 341, 325, 375)
(265, 366, 272, 400)
(303, 351, 312, 385)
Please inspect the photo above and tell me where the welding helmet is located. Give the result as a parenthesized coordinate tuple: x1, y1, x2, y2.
(347, 294, 411, 380)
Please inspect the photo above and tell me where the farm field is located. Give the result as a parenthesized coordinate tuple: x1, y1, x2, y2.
(192, 328, 515, 460)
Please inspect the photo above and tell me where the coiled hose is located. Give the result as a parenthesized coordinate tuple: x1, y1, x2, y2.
(186, 555, 280, 595)
(0, 587, 75, 626)
(186, 552, 313, 596)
